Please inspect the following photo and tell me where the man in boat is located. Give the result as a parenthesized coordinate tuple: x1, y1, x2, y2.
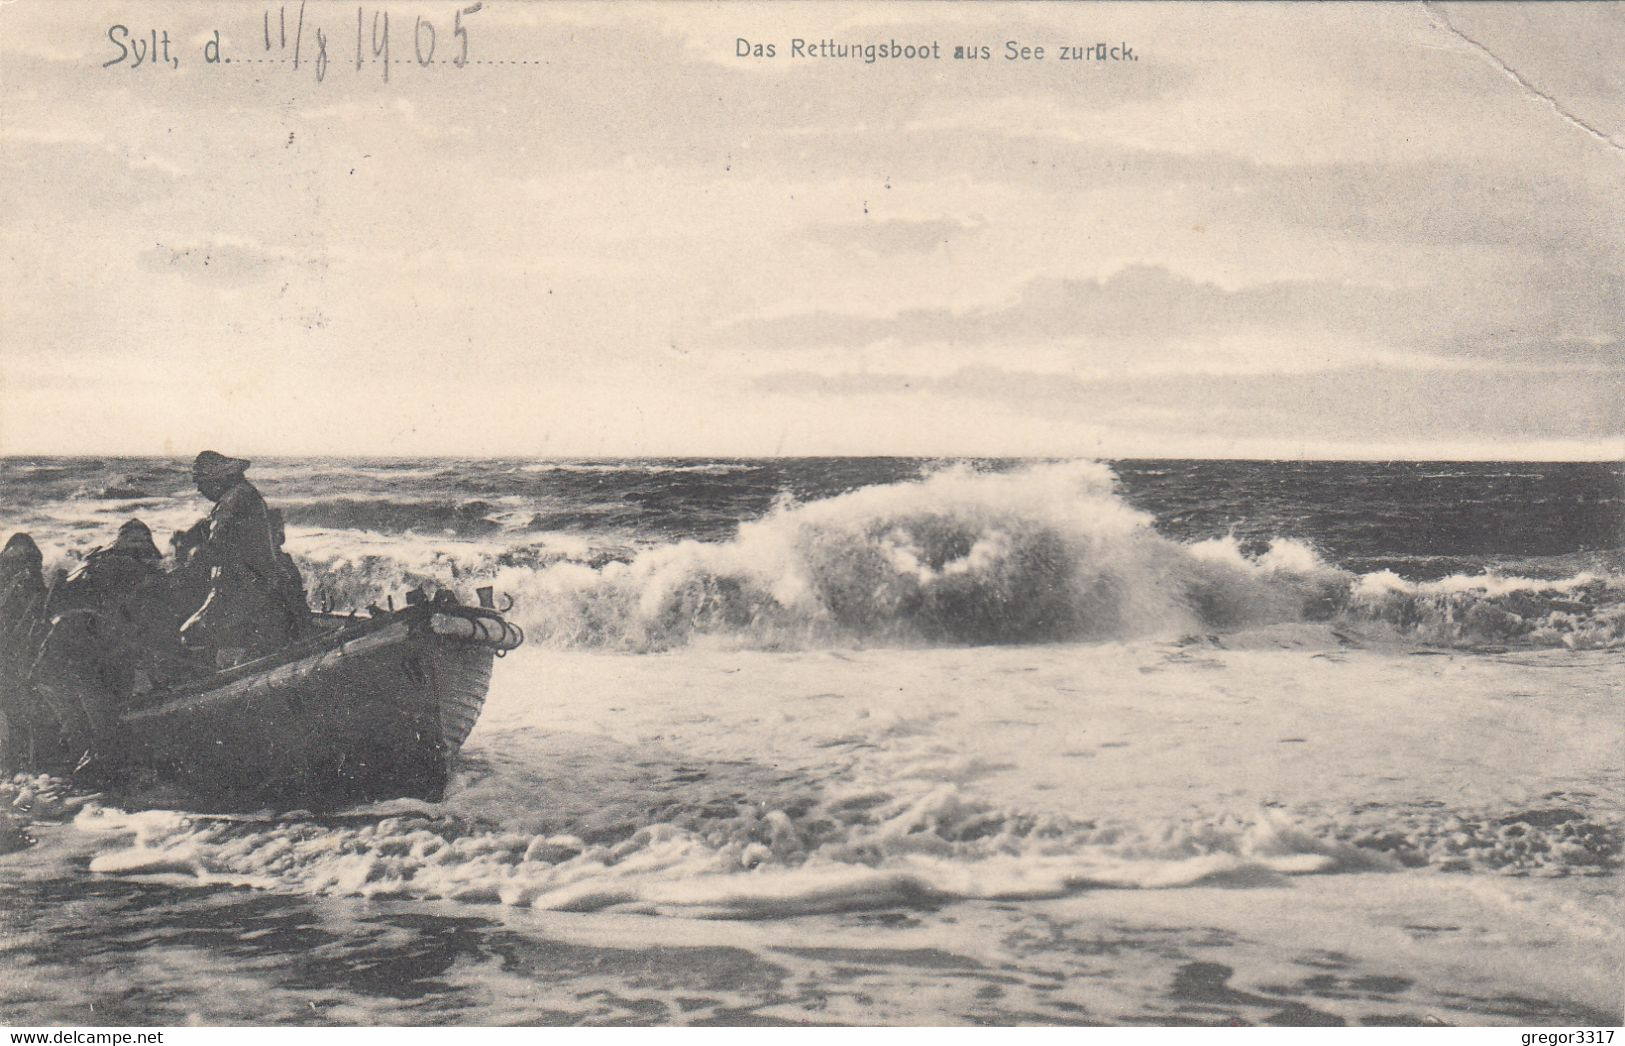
(31, 520, 180, 768)
(0, 533, 47, 648)
(46, 520, 169, 618)
(172, 451, 311, 663)
(0, 533, 50, 769)
(0, 533, 45, 604)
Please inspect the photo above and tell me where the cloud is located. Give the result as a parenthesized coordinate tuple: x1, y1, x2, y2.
(137, 240, 287, 286)
(751, 362, 1625, 444)
(720, 264, 1419, 352)
(1439, 334, 1625, 370)
(803, 216, 979, 255)
(0, 137, 183, 217)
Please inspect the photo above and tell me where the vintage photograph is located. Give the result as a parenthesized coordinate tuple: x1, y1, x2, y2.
(0, 0, 1620, 1030)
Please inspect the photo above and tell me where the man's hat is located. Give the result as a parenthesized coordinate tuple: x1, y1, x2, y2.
(193, 450, 250, 482)
(112, 519, 163, 561)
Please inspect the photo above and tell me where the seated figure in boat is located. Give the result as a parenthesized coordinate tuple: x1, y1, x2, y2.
(0, 533, 47, 649)
(47, 520, 170, 620)
(0, 533, 50, 769)
(31, 520, 179, 769)
(172, 451, 311, 663)
(0, 533, 46, 608)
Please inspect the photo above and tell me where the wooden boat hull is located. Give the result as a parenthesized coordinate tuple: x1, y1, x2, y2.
(108, 606, 520, 810)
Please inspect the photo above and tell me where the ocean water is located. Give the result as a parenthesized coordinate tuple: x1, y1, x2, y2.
(0, 457, 1621, 1026)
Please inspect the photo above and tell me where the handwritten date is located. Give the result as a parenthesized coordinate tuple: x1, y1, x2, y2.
(102, 3, 486, 83)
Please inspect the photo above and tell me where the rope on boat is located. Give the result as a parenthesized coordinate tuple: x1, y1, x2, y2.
(427, 612, 524, 651)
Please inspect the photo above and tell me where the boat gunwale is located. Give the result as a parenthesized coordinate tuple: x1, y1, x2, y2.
(125, 604, 514, 716)
(122, 621, 421, 721)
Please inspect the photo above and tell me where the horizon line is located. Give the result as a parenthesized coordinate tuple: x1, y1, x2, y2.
(0, 452, 1621, 465)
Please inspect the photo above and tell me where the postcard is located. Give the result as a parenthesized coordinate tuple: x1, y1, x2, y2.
(0, 0, 1620, 1031)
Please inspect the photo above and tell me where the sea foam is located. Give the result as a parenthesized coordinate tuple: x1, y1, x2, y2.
(68, 782, 1622, 917)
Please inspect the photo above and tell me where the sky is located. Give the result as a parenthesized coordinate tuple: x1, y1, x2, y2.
(0, 0, 1621, 459)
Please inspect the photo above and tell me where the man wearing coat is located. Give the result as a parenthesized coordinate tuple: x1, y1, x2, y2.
(173, 451, 310, 662)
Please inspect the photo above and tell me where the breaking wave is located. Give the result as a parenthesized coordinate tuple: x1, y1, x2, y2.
(290, 462, 1624, 652)
(1344, 570, 1625, 649)
(63, 784, 1623, 917)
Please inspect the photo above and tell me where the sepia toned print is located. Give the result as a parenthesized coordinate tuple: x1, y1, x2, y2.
(0, 0, 1621, 1029)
